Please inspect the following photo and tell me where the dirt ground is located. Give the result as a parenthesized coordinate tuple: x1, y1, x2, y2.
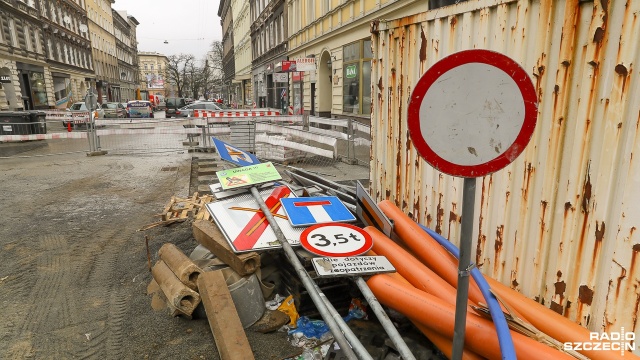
(0, 144, 301, 359)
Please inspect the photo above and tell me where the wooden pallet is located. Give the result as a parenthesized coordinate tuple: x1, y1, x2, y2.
(138, 192, 214, 231)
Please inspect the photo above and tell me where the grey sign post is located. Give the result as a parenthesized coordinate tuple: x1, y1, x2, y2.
(407, 49, 538, 359)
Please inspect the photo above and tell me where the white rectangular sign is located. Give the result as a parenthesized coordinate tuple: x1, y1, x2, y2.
(311, 256, 396, 277)
(273, 73, 288, 82)
(295, 58, 316, 72)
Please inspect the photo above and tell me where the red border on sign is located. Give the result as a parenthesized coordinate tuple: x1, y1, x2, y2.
(407, 49, 538, 178)
(300, 223, 373, 257)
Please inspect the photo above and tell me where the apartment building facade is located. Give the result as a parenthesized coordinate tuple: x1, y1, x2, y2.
(0, 0, 50, 110)
(138, 52, 168, 99)
(113, 9, 138, 101)
(85, 0, 118, 102)
(250, 0, 287, 110)
(231, 0, 252, 107)
(218, 0, 237, 105)
(40, 0, 95, 109)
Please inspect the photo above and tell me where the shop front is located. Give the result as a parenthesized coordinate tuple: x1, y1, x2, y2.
(292, 71, 303, 115)
(16, 62, 49, 110)
(52, 72, 74, 110)
(342, 39, 372, 116)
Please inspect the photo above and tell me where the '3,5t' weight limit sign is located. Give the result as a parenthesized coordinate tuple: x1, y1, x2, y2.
(300, 223, 373, 257)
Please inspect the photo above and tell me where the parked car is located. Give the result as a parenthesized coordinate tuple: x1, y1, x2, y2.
(126, 100, 154, 118)
(157, 101, 166, 111)
(63, 102, 104, 126)
(165, 97, 187, 118)
(178, 102, 226, 117)
(103, 102, 127, 118)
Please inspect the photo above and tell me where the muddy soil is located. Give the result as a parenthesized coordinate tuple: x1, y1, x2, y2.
(0, 149, 296, 359)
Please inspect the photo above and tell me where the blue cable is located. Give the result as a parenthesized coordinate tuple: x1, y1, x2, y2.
(418, 224, 517, 360)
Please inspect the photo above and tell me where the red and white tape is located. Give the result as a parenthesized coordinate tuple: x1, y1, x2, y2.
(0, 132, 87, 141)
(192, 110, 281, 117)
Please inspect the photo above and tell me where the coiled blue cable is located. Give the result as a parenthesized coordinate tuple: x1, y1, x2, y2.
(418, 224, 517, 360)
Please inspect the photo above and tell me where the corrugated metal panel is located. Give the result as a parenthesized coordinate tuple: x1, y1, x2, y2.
(370, 0, 640, 340)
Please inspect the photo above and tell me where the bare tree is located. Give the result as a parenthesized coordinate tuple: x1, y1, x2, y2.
(203, 40, 224, 100)
(165, 54, 195, 97)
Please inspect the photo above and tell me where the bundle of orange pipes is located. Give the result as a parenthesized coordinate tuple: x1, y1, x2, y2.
(364, 200, 637, 360)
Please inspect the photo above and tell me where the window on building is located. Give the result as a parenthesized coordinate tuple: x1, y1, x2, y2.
(342, 39, 373, 115)
(24, 24, 32, 51)
(429, 0, 468, 9)
(308, 0, 315, 26)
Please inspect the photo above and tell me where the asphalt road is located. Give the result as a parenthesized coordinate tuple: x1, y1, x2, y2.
(0, 146, 299, 359)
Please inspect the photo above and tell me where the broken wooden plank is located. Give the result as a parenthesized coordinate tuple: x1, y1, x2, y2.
(198, 271, 255, 360)
(192, 220, 260, 276)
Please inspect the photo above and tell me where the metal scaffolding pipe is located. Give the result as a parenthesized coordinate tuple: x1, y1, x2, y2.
(249, 186, 368, 360)
(355, 277, 416, 360)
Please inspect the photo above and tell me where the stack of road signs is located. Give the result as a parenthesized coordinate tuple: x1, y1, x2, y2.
(311, 256, 396, 277)
(206, 185, 303, 253)
(216, 162, 282, 190)
(207, 137, 396, 280)
(280, 196, 356, 227)
(212, 137, 260, 167)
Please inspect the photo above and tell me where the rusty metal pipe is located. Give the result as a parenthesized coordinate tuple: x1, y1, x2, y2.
(151, 260, 201, 317)
(158, 243, 203, 290)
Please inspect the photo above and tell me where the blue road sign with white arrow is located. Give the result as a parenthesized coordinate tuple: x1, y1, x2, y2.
(280, 196, 356, 227)
(212, 137, 260, 167)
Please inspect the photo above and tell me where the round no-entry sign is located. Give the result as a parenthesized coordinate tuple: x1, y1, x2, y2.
(300, 223, 373, 257)
(407, 49, 538, 178)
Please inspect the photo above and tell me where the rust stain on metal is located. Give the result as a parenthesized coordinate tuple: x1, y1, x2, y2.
(419, 28, 427, 63)
(537, 199, 548, 271)
(426, 213, 433, 228)
(557, 270, 563, 279)
(370, 19, 380, 34)
(564, 300, 572, 318)
(593, 27, 605, 43)
(615, 266, 627, 299)
(595, 221, 605, 241)
(494, 225, 504, 275)
(378, 77, 383, 91)
(476, 234, 486, 267)
(435, 193, 444, 234)
(550, 301, 563, 315)
(522, 162, 535, 201)
(579, 285, 594, 305)
(615, 63, 628, 77)
(581, 171, 592, 214)
(450, 16, 457, 28)
(448, 203, 459, 237)
(555, 280, 566, 296)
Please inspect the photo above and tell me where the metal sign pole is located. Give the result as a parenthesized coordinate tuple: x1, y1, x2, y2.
(354, 277, 416, 360)
(451, 177, 476, 360)
(248, 186, 368, 360)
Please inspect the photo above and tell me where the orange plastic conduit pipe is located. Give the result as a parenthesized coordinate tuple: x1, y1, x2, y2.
(367, 274, 576, 360)
(385, 272, 485, 360)
(365, 226, 462, 305)
(378, 200, 485, 303)
(485, 277, 639, 360)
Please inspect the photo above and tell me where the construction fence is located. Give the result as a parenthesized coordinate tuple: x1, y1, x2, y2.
(0, 111, 371, 170)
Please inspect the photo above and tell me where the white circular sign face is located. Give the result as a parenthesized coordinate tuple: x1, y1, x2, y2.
(420, 62, 525, 166)
(408, 49, 538, 178)
(300, 223, 373, 257)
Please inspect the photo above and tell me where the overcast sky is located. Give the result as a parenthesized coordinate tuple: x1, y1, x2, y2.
(113, 0, 222, 60)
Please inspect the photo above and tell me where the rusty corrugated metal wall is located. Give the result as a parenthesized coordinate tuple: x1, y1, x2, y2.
(370, 0, 640, 338)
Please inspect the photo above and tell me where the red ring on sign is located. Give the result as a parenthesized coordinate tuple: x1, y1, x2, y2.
(407, 49, 538, 178)
(300, 223, 373, 257)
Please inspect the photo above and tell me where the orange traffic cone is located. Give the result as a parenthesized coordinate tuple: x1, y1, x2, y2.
(67, 122, 72, 132)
